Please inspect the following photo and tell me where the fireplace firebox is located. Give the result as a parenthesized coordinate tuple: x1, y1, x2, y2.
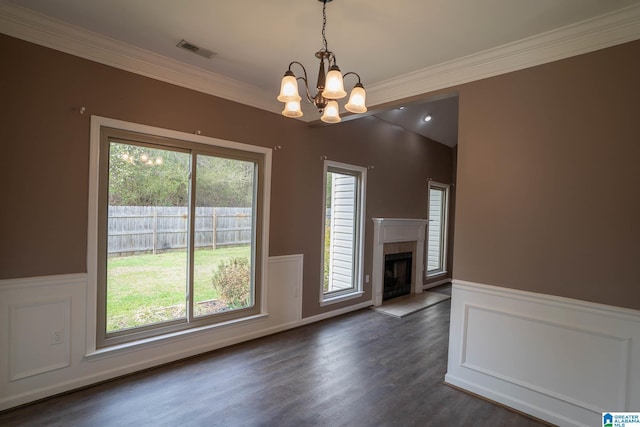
(383, 252, 413, 300)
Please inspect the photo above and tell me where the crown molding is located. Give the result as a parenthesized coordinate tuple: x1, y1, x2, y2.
(0, 0, 281, 116)
(2, 1, 640, 119)
(367, 3, 640, 107)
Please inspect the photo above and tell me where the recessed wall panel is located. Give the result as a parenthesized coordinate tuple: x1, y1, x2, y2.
(10, 298, 71, 381)
(463, 305, 629, 411)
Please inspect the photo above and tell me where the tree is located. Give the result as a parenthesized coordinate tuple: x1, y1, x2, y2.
(195, 156, 254, 207)
(108, 142, 254, 207)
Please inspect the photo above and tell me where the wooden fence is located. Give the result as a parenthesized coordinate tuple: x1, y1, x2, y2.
(108, 206, 252, 256)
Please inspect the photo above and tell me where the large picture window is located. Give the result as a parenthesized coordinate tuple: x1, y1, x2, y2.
(90, 119, 268, 349)
(321, 161, 366, 304)
(426, 182, 449, 277)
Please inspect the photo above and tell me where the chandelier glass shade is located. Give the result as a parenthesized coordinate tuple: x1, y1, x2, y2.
(277, 0, 367, 123)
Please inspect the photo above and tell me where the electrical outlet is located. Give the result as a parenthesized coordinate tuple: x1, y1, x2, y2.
(51, 329, 63, 345)
(365, 274, 370, 283)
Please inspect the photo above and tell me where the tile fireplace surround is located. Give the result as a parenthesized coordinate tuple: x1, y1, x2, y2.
(372, 218, 429, 306)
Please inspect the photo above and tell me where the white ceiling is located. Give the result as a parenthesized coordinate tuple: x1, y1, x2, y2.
(2, 0, 640, 146)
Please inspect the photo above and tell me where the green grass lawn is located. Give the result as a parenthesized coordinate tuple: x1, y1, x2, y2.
(106, 246, 250, 332)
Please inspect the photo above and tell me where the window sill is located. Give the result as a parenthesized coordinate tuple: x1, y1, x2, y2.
(320, 291, 364, 307)
(427, 270, 448, 279)
(85, 313, 268, 361)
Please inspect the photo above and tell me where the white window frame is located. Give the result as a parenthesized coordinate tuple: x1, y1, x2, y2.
(320, 160, 366, 306)
(426, 181, 449, 277)
(86, 116, 271, 354)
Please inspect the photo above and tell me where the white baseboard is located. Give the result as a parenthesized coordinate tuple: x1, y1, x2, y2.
(446, 280, 640, 427)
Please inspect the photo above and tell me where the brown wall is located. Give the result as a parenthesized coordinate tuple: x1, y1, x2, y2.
(0, 35, 453, 317)
(453, 39, 640, 310)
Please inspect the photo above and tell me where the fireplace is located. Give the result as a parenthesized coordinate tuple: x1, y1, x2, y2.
(372, 218, 429, 306)
(384, 252, 412, 300)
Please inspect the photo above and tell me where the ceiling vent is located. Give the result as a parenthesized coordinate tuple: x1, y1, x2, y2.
(176, 39, 216, 59)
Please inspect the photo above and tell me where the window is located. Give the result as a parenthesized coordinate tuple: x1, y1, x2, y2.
(321, 161, 366, 304)
(90, 118, 269, 349)
(427, 182, 449, 276)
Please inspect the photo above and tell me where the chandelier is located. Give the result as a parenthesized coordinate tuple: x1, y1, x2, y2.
(277, 0, 367, 123)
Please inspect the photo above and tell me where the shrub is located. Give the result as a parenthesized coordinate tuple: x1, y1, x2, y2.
(212, 257, 251, 308)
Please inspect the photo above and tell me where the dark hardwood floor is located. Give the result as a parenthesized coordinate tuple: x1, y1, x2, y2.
(0, 285, 548, 426)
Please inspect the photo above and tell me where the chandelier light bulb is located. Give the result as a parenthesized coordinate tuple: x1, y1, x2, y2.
(277, 72, 301, 102)
(321, 100, 341, 123)
(282, 100, 303, 118)
(323, 65, 347, 100)
(345, 83, 367, 114)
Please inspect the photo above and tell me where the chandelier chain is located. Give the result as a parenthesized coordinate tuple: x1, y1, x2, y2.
(321, 0, 328, 52)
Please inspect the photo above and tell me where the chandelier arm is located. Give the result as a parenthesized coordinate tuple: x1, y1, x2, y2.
(287, 61, 306, 75)
(342, 71, 362, 85)
(288, 61, 315, 103)
(328, 52, 337, 67)
(297, 77, 315, 104)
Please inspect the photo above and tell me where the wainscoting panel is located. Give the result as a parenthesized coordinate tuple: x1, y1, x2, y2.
(0, 254, 316, 411)
(9, 298, 72, 381)
(446, 280, 640, 427)
(266, 254, 303, 323)
(0, 274, 87, 411)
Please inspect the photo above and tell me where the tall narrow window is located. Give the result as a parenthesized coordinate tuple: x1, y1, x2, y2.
(321, 161, 366, 304)
(427, 182, 449, 276)
(94, 124, 266, 348)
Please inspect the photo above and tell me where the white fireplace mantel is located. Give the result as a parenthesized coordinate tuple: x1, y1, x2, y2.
(372, 218, 429, 306)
